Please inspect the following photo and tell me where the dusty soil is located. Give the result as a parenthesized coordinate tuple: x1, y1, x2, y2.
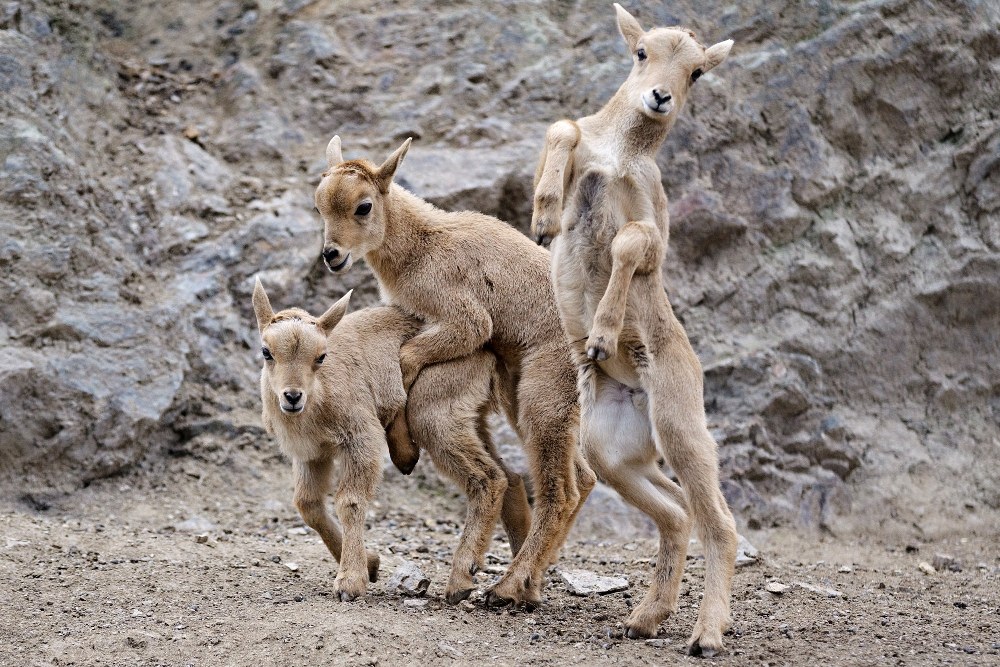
(2, 438, 997, 667)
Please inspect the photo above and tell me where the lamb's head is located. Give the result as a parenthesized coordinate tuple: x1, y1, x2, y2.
(613, 3, 733, 122)
(315, 136, 411, 274)
(252, 278, 352, 415)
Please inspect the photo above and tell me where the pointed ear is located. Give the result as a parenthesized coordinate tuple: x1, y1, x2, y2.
(326, 135, 344, 170)
(252, 277, 274, 335)
(317, 290, 352, 333)
(703, 39, 734, 73)
(375, 138, 411, 194)
(614, 3, 644, 53)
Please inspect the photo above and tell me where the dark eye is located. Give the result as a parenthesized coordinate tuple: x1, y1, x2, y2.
(262, 347, 273, 361)
(315, 353, 326, 365)
(355, 201, 372, 216)
(637, 48, 647, 61)
(691, 68, 703, 82)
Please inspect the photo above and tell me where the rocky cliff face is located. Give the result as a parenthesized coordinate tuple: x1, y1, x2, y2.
(1, 0, 997, 535)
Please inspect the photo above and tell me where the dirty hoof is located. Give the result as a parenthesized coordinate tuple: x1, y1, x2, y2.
(445, 587, 475, 605)
(626, 624, 654, 640)
(687, 639, 720, 658)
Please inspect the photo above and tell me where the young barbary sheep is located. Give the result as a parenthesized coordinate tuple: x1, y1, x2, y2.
(252, 279, 530, 603)
(529, 4, 739, 657)
(314, 138, 597, 609)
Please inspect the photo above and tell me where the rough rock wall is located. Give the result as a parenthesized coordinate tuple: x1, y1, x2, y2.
(1, 0, 997, 536)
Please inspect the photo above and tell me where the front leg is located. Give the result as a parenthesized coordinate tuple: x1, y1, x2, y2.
(586, 219, 663, 361)
(531, 119, 580, 247)
(293, 458, 380, 584)
(398, 297, 492, 391)
(333, 431, 383, 601)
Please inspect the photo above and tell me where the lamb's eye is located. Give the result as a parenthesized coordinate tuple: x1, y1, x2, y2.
(315, 353, 326, 365)
(355, 201, 372, 216)
(262, 347, 273, 361)
(637, 48, 647, 61)
(691, 68, 703, 82)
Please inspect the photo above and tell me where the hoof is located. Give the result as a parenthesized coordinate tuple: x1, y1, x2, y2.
(535, 233, 553, 248)
(485, 588, 513, 608)
(586, 345, 609, 362)
(626, 625, 654, 640)
(338, 589, 359, 602)
(445, 587, 475, 605)
(688, 639, 720, 658)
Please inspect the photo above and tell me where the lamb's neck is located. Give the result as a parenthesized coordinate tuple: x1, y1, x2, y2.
(365, 187, 430, 286)
(595, 88, 673, 159)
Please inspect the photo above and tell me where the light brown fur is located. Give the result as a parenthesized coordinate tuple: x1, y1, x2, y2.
(314, 140, 597, 608)
(252, 279, 531, 604)
(530, 4, 738, 656)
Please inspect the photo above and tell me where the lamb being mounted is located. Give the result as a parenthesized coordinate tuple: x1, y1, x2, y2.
(530, 4, 739, 657)
(252, 280, 531, 604)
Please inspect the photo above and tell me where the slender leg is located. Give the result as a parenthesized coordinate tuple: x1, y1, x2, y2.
(293, 457, 379, 583)
(531, 120, 581, 246)
(641, 353, 737, 656)
(332, 435, 383, 601)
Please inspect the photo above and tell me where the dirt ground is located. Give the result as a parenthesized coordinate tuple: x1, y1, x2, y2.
(2, 435, 997, 667)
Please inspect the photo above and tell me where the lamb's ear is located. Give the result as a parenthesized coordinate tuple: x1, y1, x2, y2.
(703, 39, 734, 73)
(252, 277, 274, 335)
(614, 3, 644, 53)
(375, 138, 411, 193)
(317, 290, 352, 333)
(326, 135, 344, 170)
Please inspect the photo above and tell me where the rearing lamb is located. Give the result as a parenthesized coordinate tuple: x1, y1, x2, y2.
(530, 4, 739, 657)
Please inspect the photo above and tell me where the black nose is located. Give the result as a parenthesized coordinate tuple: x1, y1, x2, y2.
(283, 390, 302, 405)
(653, 90, 671, 105)
(322, 247, 340, 263)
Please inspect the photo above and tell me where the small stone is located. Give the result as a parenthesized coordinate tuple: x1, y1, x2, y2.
(735, 534, 759, 567)
(436, 641, 462, 659)
(183, 125, 200, 140)
(195, 534, 208, 544)
(125, 634, 147, 649)
(270, 555, 281, 563)
(765, 581, 790, 594)
(287, 527, 308, 536)
(403, 598, 428, 609)
(918, 561, 936, 575)
(795, 581, 843, 598)
(458, 600, 476, 612)
(559, 569, 629, 596)
(932, 554, 961, 572)
(285, 562, 300, 572)
(386, 561, 430, 596)
(838, 565, 853, 573)
(645, 639, 670, 648)
(174, 516, 216, 533)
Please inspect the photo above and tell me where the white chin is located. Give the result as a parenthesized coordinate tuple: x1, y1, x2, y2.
(642, 100, 672, 118)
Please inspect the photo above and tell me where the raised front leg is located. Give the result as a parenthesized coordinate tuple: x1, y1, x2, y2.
(331, 432, 383, 601)
(531, 120, 580, 247)
(586, 219, 663, 362)
(398, 296, 492, 391)
(293, 457, 380, 584)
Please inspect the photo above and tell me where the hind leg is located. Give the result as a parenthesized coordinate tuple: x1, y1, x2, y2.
(642, 353, 737, 656)
(579, 371, 691, 639)
(480, 416, 532, 556)
(487, 346, 580, 608)
(409, 353, 510, 603)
